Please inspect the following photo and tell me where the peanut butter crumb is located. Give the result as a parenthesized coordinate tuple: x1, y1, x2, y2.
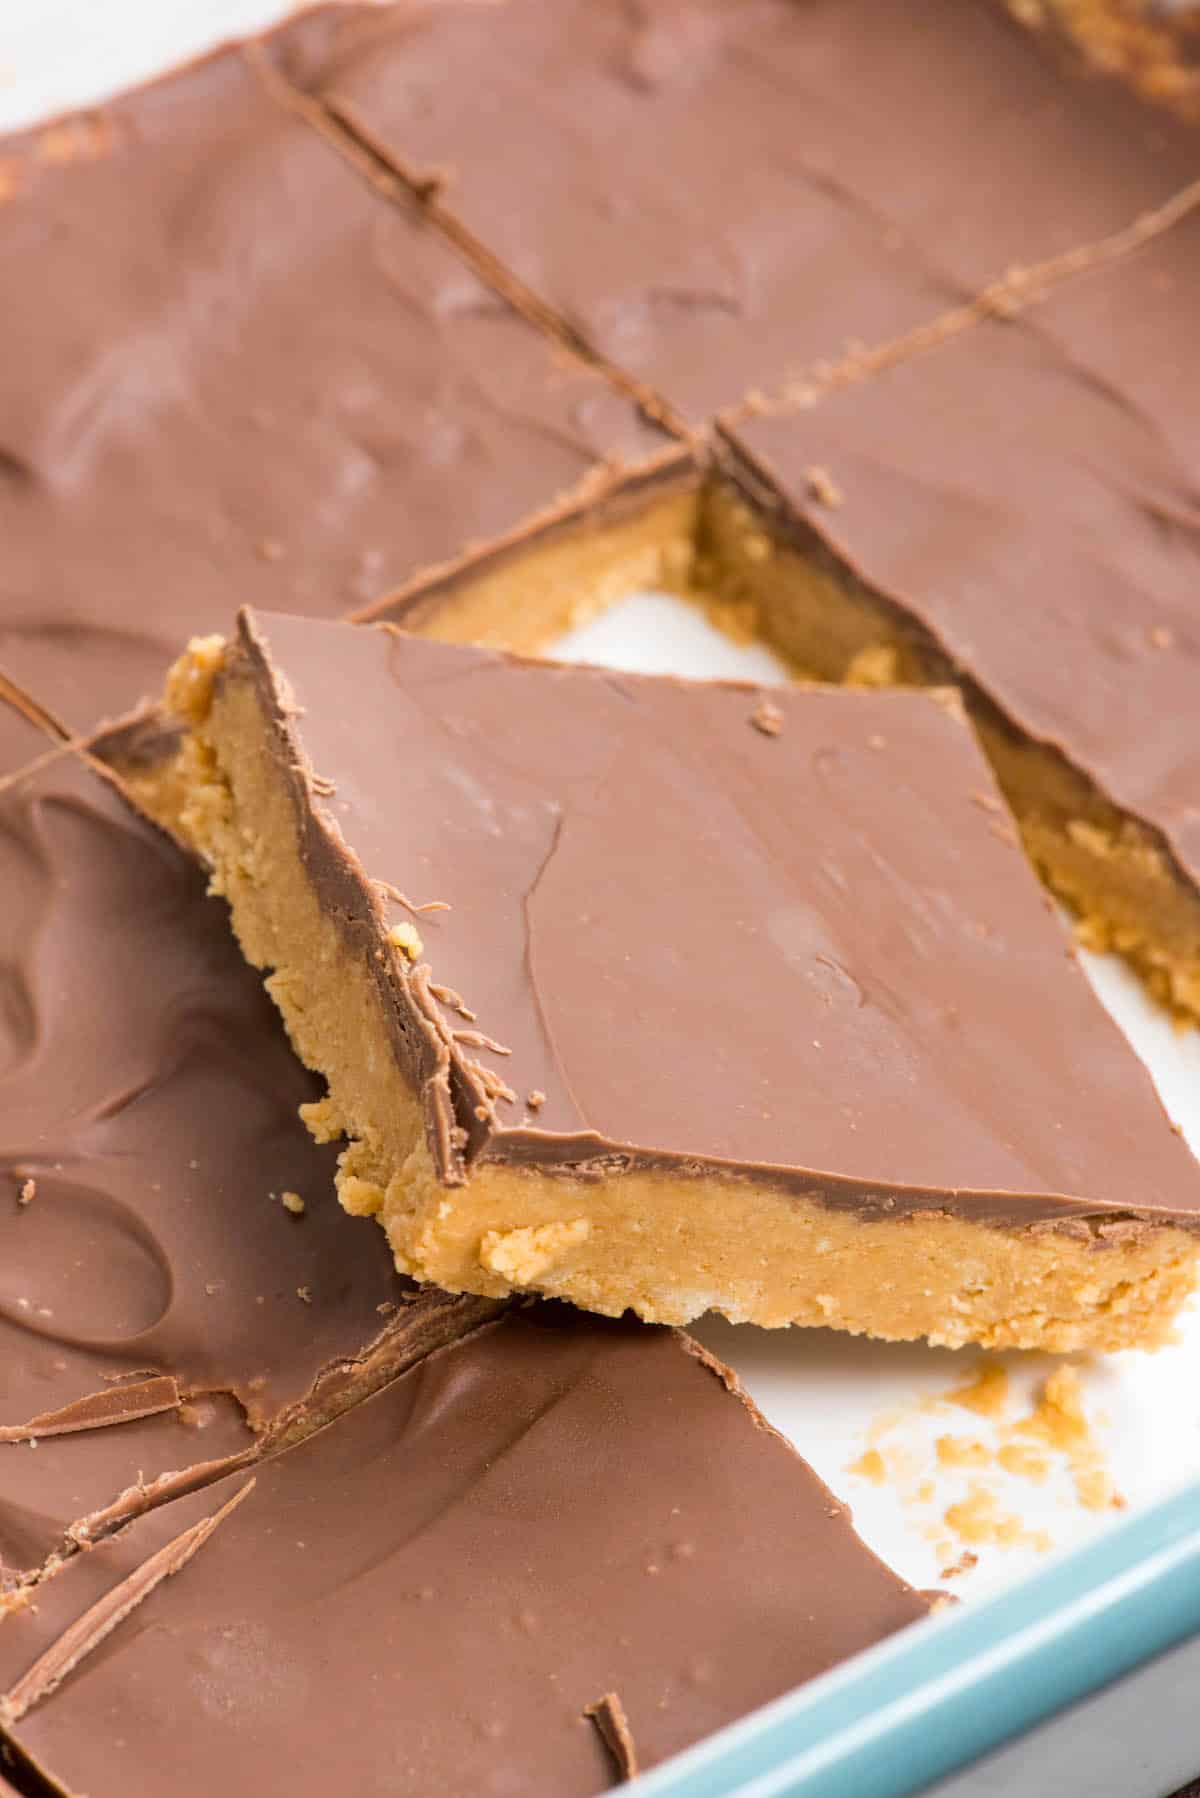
(996, 1442, 1050, 1481)
(750, 698, 785, 737)
(946, 1362, 1009, 1418)
(1015, 1366, 1125, 1512)
(806, 464, 844, 508)
(299, 1096, 344, 1143)
(337, 1173, 385, 1218)
(479, 1218, 591, 1287)
(297, 1285, 313, 1304)
(939, 1549, 979, 1580)
(280, 1190, 306, 1216)
(936, 1434, 993, 1470)
(845, 643, 901, 688)
(17, 1179, 35, 1206)
(1016, 1366, 1088, 1451)
(847, 1448, 886, 1485)
(388, 921, 423, 960)
(1075, 1467, 1125, 1511)
(164, 634, 227, 725)
(944, 1483, 1050, 1552)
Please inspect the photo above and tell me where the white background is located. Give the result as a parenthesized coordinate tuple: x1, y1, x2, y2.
(5, 0, 1199, 1604)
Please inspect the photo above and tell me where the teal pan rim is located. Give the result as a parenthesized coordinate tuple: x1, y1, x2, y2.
(633, 1475, 1200, 1797)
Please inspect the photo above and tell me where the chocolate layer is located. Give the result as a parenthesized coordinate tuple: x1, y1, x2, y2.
(723, 311, 1200, 898)
(1032, 202, 1199, 479)
(0, 1308, 933, 1796)
(0, 746, 491, 1577)
(0, 7, 662, 766)
(0, 686, 57, 783)
(232, 609, 1200, 1228)
(273, 0, 1198, 422)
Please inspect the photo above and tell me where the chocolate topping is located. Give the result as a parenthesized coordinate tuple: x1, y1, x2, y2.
(0, 682, 56, 782)
(1032, 202, 1199, 481)
(723, 308, 1200, 895)
(234, 609, 1200, 1228)
(0, 1309, 933, 1796)
(0, 8, 661, 767)
(0, 743, 491, 1579)
(273, 0, 1199, 421)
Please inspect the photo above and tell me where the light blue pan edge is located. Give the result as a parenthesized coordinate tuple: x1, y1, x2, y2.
(633, 1476, 1200, 1797)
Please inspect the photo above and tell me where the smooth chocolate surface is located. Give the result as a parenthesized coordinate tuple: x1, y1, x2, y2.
(724, 310, 1200, 895)
(0, 686, 56, 784)
(235, 609, 1200, 1227)
(0, 745, 489, 1576)
(0, 1308, 933, 1796)
(1031, 202, 1199, 478)
(274, 0, 1198, 423)
(0, 7, 661, 766)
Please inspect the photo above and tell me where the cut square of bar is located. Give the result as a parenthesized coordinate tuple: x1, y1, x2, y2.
(0, 1307, 935, 1797)
(0, 6, 667, 772)
(273, 0, 1197, 424)
(153, 611, 1200, 1352)
(0, 725, 492, 1592)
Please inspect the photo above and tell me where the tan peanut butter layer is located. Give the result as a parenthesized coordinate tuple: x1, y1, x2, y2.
(0, 1307, 935, 1798)
(150, 611, 1200, 1352)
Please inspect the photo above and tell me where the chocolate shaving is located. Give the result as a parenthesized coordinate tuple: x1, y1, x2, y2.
(466, 1060, 518, 1107)
(451, 1029, 512, 1056)
(428, 982, 477, 1021)
(68, 1447, 256, 1551)
(0, 1376, 181, 1443)
(3, 1481, 254, 1725)
(376, 880, 452, 916)
(585, 1691, 639, 1782)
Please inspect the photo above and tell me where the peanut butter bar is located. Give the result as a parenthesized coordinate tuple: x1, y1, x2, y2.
(150, 611, 1200, 1352)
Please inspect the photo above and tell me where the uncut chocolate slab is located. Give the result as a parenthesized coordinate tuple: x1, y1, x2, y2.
(0, 1309, 934, 1797)
(163, 611, 1200, 1350)
(273, 0, 1197, 424)
(0, 744, 492, 1580)
(0, 8, 662, 767)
